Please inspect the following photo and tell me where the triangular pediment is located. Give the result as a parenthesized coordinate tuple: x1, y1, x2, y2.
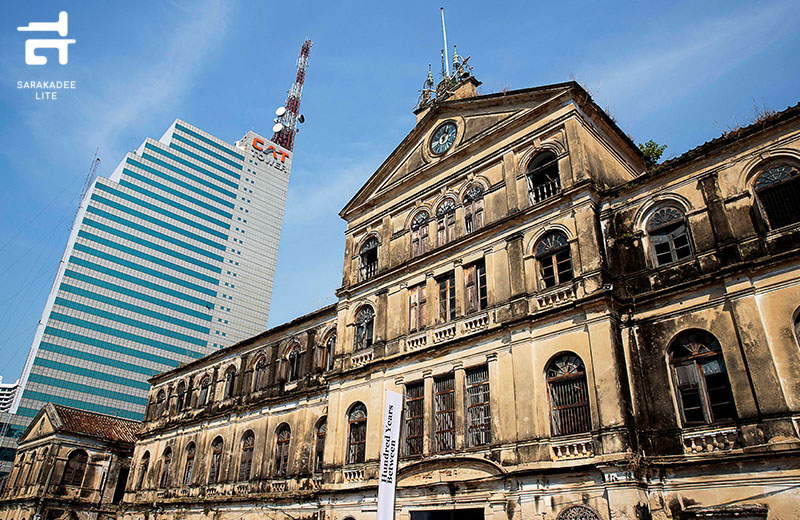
(340, 82, 576, 219)
(18, 403, 60, 443)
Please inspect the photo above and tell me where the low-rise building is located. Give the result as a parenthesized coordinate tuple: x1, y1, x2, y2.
(0, 404, 139, 520)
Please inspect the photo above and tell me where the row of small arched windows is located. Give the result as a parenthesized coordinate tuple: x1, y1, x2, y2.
(151, 333, 339, 417)
(8, 448, 86, 491)
(136, 403, 369, 489)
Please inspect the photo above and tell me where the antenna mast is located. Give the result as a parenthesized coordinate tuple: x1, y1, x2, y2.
(440, 8, 450, 77)
(272, 39, 312, 152)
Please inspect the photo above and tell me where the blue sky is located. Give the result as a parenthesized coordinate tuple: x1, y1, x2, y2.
(1, 0, 799, 385)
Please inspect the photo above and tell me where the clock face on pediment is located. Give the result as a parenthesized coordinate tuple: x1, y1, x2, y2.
(430, 121, 457, 156)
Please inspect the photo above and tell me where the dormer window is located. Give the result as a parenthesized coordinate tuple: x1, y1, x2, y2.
(410, 211, 430, 258)
(359, 237, 379, 281)
(526, 151, 560, 205)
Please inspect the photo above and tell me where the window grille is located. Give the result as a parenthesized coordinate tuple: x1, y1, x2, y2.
(466, 366, 491, 447)
(354, 307, 375, 351)
(158, 448, 172, 488)
(436, 199, 457, 246)
(314, 419, 326, 472)
(359, 237, 379, 281)
(546, 354, 591, 436)
(404, 382, 424, 456)
(755, 164, 800, 229)
(253, 358, 267, 391)
(137, 452, 149, 489)
(526, 151, 561, 205)
(669, 331, 736, 425)
(274, 425, 290, 476)
(182, 444, 195, 486)
(408, 284, 427, 333)
(647, 207, 692, 265)
(535, 231, 573, 288)
(238, 432, 254, 481)
(436, 273, 456, 323)
(434, 374, 456, 452)
(208, 438, 223, 484)
(175, 382, 186, 412)
(411, 211, 430, 258)
(556, 505, 602, 520)
(224, 368, 236, 399)
(347, 403, 367, 464)
(61, 450, 88, 487)
(198, 377, 211, 406)
(464, 261, 488, 313)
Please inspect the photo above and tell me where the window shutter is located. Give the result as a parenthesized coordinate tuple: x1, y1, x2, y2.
(437, 219, 445, 245)
(420, 224, 429, 253)
(278, 359, 288, 382)
(312, 344, 323, 371)
(475, 200, 484, 228)
(447, 213, 456, 242)
(675, 363, 700, 387)
(465, 265, 477, 313)
(409, 288, 418, 332)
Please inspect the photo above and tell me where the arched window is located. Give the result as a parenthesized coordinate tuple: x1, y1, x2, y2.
(274, 424, 291, 476)
(410, 211, 430, 258)
(154, 389, 166, 418)
(253, 357, 268, 391)
(61, 450, 88, 487)
(436, 198, 457, 247)
(314, 418, 326, 473)
(159, 447, 172, 488)
(198, 377, 211, 407)
(546, 354, 591, 436)
(238, 431, 255, 481)
(556, 505, 602, 520)
(463, 185, 485, 233)
(182, 443, 195, 486)
(669, 331, 736, 425)
(754, 164, 800, 229)
(794, 312, 800, 347)
(324, 333, 335, 371)
(37, 448, 49, 484)
(287, 346, 302, 382)
(175, 382, 186, 412)
(353, 306, 375, 351)
(23, 451, 34, 486)
(136, 451, 150, 489)
(535, 231, 573, 289)
(224, 367, 236, 399)
(359, 237, 379, 281)
(646, 206, 693, 266)
(347, 403, 367, 464)
(208, 437, 224, 484)
(526, 151, 560, 204)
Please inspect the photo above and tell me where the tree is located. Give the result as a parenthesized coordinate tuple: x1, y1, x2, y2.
(638, 140, 667, 165)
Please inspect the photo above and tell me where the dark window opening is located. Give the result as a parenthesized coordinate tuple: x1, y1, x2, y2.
(466, 366, 491, 447)
(411, 211, 430, 258)
(546, 354, 591, 436)
(182, 444, 195, 486)
(463, 185, 485, 234)
(464, 260, 488, 313)
(208, 437, 223, 484)
(359, 237, 379, 281)
(670, 331, 736, 425)
(526, 151, 561, 205)
(347, 403, 367, 464)
(434, 374, 456, 452)
(436, 199, 457, 247)
(61, 450, 88, 487)
(408, 283, 427, 333)
(159, 448, 172, 488)
(436, 272, 456, 323)
(354, 307, 375, 351)
(314, 419, 326, 472)
(535, 231, 573, 289)
(238, 432, 254, 481)
(274, 425, 290, 476)
(404, 382, 424, 456)
(647, 207, 693, 266)
(755, 164, 800, 229)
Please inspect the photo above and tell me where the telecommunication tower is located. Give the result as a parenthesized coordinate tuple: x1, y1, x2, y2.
(272, 39, 312, 151)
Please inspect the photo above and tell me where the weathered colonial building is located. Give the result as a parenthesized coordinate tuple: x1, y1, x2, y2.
(0, 404, 139, 520)
(121, 76, 800, 520)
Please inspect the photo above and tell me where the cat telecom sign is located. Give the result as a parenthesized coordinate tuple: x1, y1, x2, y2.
(377, 389, 403, 520)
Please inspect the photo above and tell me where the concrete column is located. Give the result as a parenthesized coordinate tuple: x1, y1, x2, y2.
(454, 362, 466, 450)
(506, 233, 525, 298)
(502, 151, 519, 213)
(425, 273, 436, 326)
(422, 369, 433, 456)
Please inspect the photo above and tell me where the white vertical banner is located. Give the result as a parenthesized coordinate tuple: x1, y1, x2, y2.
(377, 389, 403, 520)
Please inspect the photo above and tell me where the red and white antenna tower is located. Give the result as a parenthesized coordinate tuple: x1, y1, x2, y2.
(272, 39, 312, 151)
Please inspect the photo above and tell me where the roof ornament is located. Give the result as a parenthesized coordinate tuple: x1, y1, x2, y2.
(418, 64, 435, 108)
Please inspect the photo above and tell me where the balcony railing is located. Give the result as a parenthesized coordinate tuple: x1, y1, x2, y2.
(682, 426, 738, 454)
(528, 178, 561, 205)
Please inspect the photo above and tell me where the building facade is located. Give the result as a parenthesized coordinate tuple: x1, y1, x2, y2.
(2, 121, 292, 472)
(0, 404, 139, 520)
(119, 80, 800, 520)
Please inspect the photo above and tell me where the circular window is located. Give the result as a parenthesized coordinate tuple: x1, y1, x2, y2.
(430, 122, 458, 155)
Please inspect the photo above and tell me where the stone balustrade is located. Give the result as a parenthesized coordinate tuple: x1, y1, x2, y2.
(550, 436, 594, 461)
(682, 426, 738, 453)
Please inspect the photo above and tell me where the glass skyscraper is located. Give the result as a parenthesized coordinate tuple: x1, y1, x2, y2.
(1, 120, 290, 459)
